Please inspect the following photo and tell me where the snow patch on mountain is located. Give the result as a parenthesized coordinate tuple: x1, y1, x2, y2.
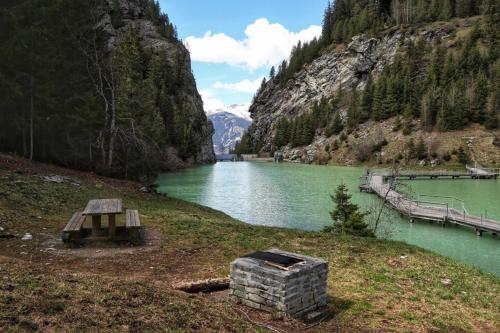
(208, 112, 252, 154)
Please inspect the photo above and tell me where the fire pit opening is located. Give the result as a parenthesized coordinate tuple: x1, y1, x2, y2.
(242, 251, 304, 268)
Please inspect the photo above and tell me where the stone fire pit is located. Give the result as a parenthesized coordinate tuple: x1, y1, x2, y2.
(229, 249, 328, 317)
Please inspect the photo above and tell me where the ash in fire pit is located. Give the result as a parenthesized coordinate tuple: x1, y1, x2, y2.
(230, 249, 328, 317)
(242, 251, 304, 268)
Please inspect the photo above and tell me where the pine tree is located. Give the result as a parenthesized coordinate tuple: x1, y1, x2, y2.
(421, 89, 440, 129)
(111, 0, 124, 29)
(347, 89, 360, 130)
(360, 75, 374, 121)
(402, 104, 413, 135)
(322, 1, 333, 44)
(471, 73, 489, 123)
(430, 46, 446, 85)
(456, 0, 472, 17)
(406, 138, 417, 159)
(439, 0, 454, 20)
(324, 184, 374, 237)
(372, 76, 387, 120)
(485, 62, 499, 129)
(330, 112, 344, 136)
(441, 52, 456, 83)
(383, 76, 399, 119)
(416, 137, 427, 159)
(269, 66, 276, 79)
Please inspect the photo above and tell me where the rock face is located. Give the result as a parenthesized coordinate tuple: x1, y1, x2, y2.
(209, 112, 252, 154)
(100, 0, 215, 164)
(245, 23, 500, 167)
(247, 32, 404, 152)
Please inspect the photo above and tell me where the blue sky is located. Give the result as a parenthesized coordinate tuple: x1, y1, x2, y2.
(159, 0, 326, 117)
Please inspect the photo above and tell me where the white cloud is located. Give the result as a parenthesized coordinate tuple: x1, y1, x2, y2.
(185, 18, 321, 71)
(212, 78, 263, 93)
(200, 89, 225, 112)
(201, 89, 252, 120)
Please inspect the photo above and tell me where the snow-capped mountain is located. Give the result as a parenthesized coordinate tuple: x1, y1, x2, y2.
(208, 112, 252, 154)
(205, 104, 252, 121)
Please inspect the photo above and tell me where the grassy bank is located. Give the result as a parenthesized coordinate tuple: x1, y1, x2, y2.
(0, 154, 498, 332)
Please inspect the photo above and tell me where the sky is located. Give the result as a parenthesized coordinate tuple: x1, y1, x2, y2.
(158, 0, 326, 119)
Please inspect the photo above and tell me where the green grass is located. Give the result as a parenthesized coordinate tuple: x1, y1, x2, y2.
(0, 155, 499, 332)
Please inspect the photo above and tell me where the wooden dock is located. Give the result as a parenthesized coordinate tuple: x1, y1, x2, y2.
(381, 165, 499, 181)
(362, 173, 500, 236)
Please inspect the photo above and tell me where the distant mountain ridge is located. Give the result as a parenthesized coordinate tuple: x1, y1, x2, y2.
(208, 112, 251, 154)
(205, 104, 252, 121)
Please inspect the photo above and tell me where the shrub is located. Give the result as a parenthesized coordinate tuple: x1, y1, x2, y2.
(353, 141, 374, 162)
(393, 116, 402, 132)
(315, 150, 330, 165)
(457, 146, 469, 165)
(332, 140, 340, 151)
(402, 127, 411, 136)
(494, 136, 500, 148)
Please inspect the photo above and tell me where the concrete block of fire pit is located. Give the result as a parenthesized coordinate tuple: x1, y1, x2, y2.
(229, 249, 328, 317)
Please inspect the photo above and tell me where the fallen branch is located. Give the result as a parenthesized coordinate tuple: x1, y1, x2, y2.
(173, 277, 230, 293)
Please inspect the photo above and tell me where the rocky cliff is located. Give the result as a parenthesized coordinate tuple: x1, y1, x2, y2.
(248, 32, 402, 151)
(246, 20, 500, 166)
(100, 0, 215, 165)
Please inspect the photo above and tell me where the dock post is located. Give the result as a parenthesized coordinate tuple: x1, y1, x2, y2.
(475, 229, 483, 237)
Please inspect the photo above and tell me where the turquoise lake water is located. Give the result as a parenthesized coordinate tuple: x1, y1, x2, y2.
(156, 162, 500, 276)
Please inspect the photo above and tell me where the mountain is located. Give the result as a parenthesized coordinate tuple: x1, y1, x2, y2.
(0, 0, 215, 179)
(209, 112, 251, 154)
(240, 1, 499, 166)
(205, 104, 252, 121)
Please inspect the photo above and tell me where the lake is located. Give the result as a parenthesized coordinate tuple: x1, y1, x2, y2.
(156, 162, 500, 276)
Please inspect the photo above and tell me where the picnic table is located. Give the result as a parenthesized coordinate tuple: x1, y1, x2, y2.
(62, 198, 141, 244)
(82, 198, 122, 238)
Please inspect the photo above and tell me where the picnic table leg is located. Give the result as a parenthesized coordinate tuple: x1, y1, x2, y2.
(109, 214, 116, 239)
(92, 215, 101, 236)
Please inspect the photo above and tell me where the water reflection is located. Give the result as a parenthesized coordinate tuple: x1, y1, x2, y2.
(157, 162, 500, 275)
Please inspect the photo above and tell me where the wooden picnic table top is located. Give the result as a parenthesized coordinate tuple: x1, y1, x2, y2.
(82, 199, 123, 216)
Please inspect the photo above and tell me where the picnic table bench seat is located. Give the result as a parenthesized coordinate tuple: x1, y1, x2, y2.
(62, 212, 85, 243)
(125, 209, 141, 242)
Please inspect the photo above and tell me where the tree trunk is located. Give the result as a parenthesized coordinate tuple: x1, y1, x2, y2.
(89, 135, 93, 166)
(22, 110, 27, 158)
(373, 172, 396, 233)
(173, 278, 230, 293)
(29, 77, 34, 161)
(106, 94, 116, 169)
